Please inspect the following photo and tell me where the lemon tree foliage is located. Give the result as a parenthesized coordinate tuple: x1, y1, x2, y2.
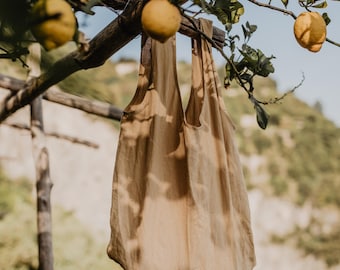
(202, 1, 276, 128)
(192, 0, 245, 24)
(0, 0, 338, 128)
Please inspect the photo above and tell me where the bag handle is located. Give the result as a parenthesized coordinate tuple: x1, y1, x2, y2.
(122, 35, 152, 115)
(122, 34, 184, 124)
(185, 19, 220, 127)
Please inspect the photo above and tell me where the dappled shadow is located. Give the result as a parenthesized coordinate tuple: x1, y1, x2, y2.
(108, 20, 255, 270)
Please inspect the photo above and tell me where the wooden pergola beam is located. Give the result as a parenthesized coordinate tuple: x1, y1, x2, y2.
(0, 74, 123, 120)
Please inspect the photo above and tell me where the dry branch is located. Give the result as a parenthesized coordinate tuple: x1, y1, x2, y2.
(4, 122, 99, 148)
(0, 0, 225, 123)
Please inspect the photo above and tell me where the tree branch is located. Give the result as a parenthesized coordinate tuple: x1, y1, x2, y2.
(246, 0, 297, 19)
(247, 0, 340, 48)
(325, 37, 340, 47)
(4, 122, 99, 148)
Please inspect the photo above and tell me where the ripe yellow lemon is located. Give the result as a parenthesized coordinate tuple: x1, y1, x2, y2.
(141, 0, 181, 43)
(294, 12, 327, 53)
(30, 0, 76, 51)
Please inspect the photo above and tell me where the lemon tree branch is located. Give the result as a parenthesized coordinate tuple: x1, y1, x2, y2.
(325, 37, 340, 47)
(246, 0, 340, 47)
(182, 12, 302, 129)
(246, 0, 297, 19)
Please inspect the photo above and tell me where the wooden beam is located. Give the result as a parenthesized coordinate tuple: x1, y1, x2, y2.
(44, 88, 123, 121)
(0, 74, 123, 121)
(4, 122, 99, 148)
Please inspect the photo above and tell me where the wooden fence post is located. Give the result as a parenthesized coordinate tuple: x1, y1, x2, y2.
(28, 43, 54, 270)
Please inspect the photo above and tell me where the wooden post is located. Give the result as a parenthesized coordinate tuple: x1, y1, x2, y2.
(28, 43, 54, 270)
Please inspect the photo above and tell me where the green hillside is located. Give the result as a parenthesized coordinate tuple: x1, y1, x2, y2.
(0, 46, 339, 268)
(226, 80, 340, 207)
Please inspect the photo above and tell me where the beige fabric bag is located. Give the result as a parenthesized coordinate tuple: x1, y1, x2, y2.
(108, 19, 255, 270)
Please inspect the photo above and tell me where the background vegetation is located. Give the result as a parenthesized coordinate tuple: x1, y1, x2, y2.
(0, 51, 339, 268)
(0, 166, 120, 270)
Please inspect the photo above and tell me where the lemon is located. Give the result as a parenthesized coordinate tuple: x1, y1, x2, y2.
(294, 12, 327, 53)
(141, 0, 181, 43)
(30, 0, 76, 51)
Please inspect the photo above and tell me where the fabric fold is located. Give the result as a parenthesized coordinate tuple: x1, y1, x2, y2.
(108, 18, 255, 270)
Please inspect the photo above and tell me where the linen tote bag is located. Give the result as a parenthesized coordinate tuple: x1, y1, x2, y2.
(107, 19, 255, 270)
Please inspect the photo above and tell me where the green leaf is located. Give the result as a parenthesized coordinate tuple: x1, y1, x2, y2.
(242, 25, 249, 40)
(254, 102, 269, 129)
(257, 50, 275, 77)
(230, 3, 245, 23)
(213, 0, 245, 24)
(322, 12, 331, 25)
(238, 46, 275, 77)
(249, 96, 269, 129)
(242, 22, 257, 40)
(312, 1, 328, 8)
(230, 41, 236, 52)
(248, 24, 258, 34)
(239, 46, 259, 65)
(281, 0, 289, 7)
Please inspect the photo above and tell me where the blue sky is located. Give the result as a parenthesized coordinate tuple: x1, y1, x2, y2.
(78, 2, 339, 127)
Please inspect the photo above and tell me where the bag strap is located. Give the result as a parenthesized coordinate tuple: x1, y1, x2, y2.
(184, 18, 226, 127)
(122, 35, 152, 114)
(150, 36, 183, 114)
(124, 22, 224, 127)
(123, 34, 184, 123)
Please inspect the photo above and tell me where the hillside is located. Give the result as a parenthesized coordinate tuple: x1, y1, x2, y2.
(0, 47, 339, 269)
